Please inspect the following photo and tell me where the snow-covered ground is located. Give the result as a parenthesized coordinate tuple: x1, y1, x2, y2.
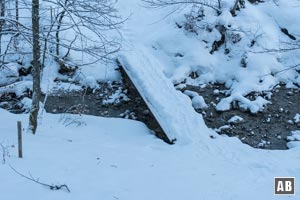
(117, 0, 300, 113)
(1, 108, 300, 200)
(1, 0, 300, 199)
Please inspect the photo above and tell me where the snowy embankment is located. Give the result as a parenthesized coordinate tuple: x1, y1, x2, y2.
(1, 0, 300, 199)
(1, 108, 300, 200)
(118, 0, 300, 113)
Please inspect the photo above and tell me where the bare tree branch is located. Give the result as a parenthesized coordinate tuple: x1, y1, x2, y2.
(9, 165, 71, 192)
(142, 0, 221, 14)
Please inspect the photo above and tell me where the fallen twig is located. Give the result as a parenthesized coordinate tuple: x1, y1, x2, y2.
(0, 143, 7, 164)
(9, 165, 71, 193)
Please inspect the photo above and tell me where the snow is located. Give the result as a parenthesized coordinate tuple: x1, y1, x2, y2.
(174, 83, 186, 90)
(213, 89, 220, 95)
(287, 131, 300, 142)
(117, 0, 300, 113)
(1, 108, 300, 200)
(78, 63, 121, 83)
(258, 140, 269, 148)
(102, 87, 130, 105)
(287, 131, 300, 149)
(215, 125, 231, 133)
(0, 81, 32, 97)
(21, 97, 32, 112)
(183, 90, 208, 109)
(191, 95, 208, 110)
(0, 64, 19, 87)
(294, 114, 300, 123)
(1, 0, 300, 199)
(80, 76, 98, 89)
(216, 94, 270, 113)
(118, 47, 213, 144)
(287, 141, 300, 149)
(130, 1, 299, 112)
(228, 115, 244, 124)
(183, 90, 199, 98)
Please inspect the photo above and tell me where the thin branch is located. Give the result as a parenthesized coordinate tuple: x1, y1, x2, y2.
(142, 0, 221, 14)
(9, 165, 71, 193)
(0, 143, 7, 164)
(273, 64, 300, 76)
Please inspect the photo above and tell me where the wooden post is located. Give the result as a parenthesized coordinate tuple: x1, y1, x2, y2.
(17, 121, 22, 158)
(50, 6, 53, 24)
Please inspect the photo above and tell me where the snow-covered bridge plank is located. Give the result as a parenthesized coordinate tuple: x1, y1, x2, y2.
(117, 61, 173, 144)
(118, 47, 210, 145)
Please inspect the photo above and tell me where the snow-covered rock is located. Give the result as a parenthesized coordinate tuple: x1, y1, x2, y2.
(294, 114, 300, 123)
(287, 130, 300, 141)
(183, 90, 198, 98)
(0, 81, 32, 97)
(287, 141, 300, 149)
(21, 97, 32, 112)
(216, 94, 270, 113)
(183, 90, 208, 109)
(228, 116, 244, 124)
(191, 95, 208, 110)
(102, 87, 129, 105)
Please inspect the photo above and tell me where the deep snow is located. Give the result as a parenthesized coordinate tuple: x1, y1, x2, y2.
(1, 108, 300, 200)
(1, 0, 300, 199)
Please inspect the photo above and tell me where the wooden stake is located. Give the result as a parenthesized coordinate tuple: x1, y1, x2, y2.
(17, 121, 22, 158)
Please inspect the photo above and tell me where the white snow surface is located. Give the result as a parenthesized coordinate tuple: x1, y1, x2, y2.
(117, 0, 300, 112)
(0, 81, 32, 97)
(1, 109, 300, 200)
(1, 0, 300, 199)
(294, 114, 300, 123)
(287, 130, 300, 142)
(287, 141, 300, 149)
(102, 88, 130, 105)
(228, 115, 244, 124)
(183, 90, 208, 109)
(0, 64, 19, 86)
(191, 95, 208, 110)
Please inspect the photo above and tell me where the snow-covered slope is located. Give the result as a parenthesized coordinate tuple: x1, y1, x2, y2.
(1, 0, 300, 199)
(1, 108, 300, 200)
(118, 0, 300, 112)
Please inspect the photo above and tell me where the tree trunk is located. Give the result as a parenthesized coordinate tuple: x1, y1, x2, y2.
(0, 0, 5, 54)
(29, 0, 41, 134)
(15, 0, 19, 23)
(56, 0, 68, 58)
(13, 0, 19, 50)
(217, 0, 221, 10)
(230, 0, 240, 16)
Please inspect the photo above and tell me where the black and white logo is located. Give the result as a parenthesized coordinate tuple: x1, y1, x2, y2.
(274, 177, 295, 195)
